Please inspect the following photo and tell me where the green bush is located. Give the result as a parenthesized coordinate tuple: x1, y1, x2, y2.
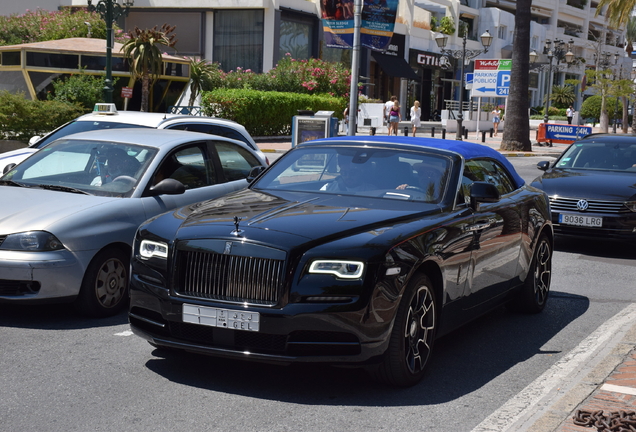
(48, 71, 110, 113)
(580, 95, 623, 122)
(0, 91, 83, 142)
(201, 89, 345, 136)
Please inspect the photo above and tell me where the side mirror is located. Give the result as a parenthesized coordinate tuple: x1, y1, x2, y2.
(469, 181, 500, 209)
(28, 136, 41, 146)
(3, 163, 16, 175)
(537, 161, 551, 171)
(148, 178, 186, 196)
(247, 165, 266, 183)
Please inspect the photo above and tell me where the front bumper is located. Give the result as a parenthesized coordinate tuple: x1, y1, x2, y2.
(551, 211, 636, 241)
(129, 277, 392, 365)
(0, 249, 88, 302)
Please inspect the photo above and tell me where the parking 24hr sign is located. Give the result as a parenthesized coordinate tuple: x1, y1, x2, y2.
(471, 59, 511, 98)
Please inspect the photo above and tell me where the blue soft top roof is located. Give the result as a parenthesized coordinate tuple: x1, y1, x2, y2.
(303, 136, 525, 189)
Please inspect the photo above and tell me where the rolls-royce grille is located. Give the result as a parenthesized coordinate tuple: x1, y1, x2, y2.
(550, 197, 629, 214)
(175, 250, 283, 305)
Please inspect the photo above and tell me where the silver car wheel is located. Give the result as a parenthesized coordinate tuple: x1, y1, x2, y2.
(95, 256, 127, 308)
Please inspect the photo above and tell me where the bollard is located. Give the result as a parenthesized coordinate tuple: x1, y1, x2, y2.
(463, 127, 468, 139)
(431, 127, 435, 137)
(481, 130, 487, 143)
(441, 129, 446, 139)
(489, 128, 493, 137)
(370, 127, 376, 136)
(404, 127, 409, 136)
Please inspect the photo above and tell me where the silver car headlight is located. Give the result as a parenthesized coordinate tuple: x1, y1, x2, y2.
(139, 239, 168, 259)
(308, 260, 364, 279)
(0, 231, 65, 251)
(625, 201, 636, 212)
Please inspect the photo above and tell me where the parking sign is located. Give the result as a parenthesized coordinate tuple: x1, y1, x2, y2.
(471, 60, 512, 98)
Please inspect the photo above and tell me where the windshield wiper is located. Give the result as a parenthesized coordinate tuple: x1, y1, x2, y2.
(35, 184, 91, 195)
(0, 180, 29, 187)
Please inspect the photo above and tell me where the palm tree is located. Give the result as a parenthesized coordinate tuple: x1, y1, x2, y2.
(121, 24, 177, 112)
(187, 58, 221, 107)
(596, 0, 635, 28)
(500, 0, 531, 151)
(550, 85, 576, 108)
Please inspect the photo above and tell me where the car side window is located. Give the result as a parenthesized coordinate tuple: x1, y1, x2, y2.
(214, 141, 261, 182)
(168, 123, 252, 148)
(154, 143, 215, 190)
(460, 159, 516, 201)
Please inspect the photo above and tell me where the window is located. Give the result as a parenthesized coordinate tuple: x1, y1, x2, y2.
(155, 144, 215, 190)
(168, 123, 252, 148)
(214, 10, 264, 73)
(498, 26, 506, 40)
(279, 13, 314, 61)
(214, 142, 261, 181)
(461, 159, 516, 198)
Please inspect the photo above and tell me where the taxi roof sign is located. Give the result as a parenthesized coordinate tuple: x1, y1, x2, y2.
(93, 103, 118, 115)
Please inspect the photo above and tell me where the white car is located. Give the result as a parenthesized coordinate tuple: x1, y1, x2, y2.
(0, 103, 267, 173)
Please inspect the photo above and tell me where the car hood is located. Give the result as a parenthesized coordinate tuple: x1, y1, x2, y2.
(0, 186, 118, 233)
(532, 169, 636, 201)
(175, 188, 441, 242)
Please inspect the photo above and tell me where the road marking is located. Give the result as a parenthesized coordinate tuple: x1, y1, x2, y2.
(472, 303, 636, 432)
(600, 383, 636, 396)
(114, 330, 133, 337)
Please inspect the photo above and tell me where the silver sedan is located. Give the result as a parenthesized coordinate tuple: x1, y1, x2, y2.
(0, 128, 266, 317)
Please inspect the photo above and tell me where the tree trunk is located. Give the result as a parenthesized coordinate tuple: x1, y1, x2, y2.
(141, 74, 150, 112)
(500, 0, 532, 151)
(622, 95, 628, 133)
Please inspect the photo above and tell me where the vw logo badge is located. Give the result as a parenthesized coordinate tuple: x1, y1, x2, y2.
(576, 199, 589, 211)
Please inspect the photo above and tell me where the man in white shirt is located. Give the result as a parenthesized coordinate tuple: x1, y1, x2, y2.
(384, 95, 397, 125)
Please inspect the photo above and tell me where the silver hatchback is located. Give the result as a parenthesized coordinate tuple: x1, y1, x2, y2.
(0, 128, 266, 317)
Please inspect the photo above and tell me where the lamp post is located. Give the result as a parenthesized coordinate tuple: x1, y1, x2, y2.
(531, 39, 574, 123)
(435, 23, 493, 140)
(87, 0, 134, 103)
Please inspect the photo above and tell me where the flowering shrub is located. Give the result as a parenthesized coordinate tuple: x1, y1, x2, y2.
(0, 8, 124, 46)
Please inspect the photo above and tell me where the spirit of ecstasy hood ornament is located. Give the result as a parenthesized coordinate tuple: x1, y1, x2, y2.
(231, 216, 243, 236)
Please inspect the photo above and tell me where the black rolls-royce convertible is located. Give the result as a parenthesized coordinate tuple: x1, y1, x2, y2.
(129, 136, 553, 387)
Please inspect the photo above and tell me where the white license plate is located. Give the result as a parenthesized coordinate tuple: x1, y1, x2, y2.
(558, 213, 603, 227)
(183, 304, 260, 332)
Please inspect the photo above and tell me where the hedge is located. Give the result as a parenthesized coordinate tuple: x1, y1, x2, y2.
(0, 91, 84, 142)
(201, 89, 346, 137)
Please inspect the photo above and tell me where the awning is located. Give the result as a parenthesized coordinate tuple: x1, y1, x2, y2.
(501, 44, 513, 58)
(372, 52, 419, 80)
(414, 0, 447, 16)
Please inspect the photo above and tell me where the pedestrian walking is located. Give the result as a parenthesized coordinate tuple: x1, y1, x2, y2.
(567, 105, 574, 125)
(491, 107, 501, 136)
(388, 101, 401, 136)
(384, 95, 397, 128)
(410, 101, 421, 137)
(343, 105, 350, 134)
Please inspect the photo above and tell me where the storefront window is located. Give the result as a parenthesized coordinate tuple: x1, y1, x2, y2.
(279, 14, 313, 61)
(214, 10, 264, 73)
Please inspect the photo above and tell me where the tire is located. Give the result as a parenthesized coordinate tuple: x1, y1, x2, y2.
(74, 247, 130, 318)
(372, 274, 437, 387)
(513, 234, 552, 313)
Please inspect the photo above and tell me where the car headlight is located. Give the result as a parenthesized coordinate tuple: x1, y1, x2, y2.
(0, 231, 64, 251)
(625, 201, 636, 212)
(308, 260, 364, 279)
(139, 239, 168, 259)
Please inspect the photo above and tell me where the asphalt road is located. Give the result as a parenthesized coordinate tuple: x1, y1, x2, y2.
(1, 157, 634, 432)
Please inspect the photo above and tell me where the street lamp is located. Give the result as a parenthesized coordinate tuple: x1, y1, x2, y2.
(435, 23, 493, 140)
(539, 39, 574, 123)
(87, 0, 134, 103)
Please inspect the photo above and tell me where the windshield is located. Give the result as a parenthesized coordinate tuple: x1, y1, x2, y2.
(253, 146, 452, 203)
(32, 120, 153, 149)
(1, 139, 157, 198)
(555, 142, 636, 171)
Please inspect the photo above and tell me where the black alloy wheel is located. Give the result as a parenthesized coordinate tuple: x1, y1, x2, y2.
(513, 233, 552, 313)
